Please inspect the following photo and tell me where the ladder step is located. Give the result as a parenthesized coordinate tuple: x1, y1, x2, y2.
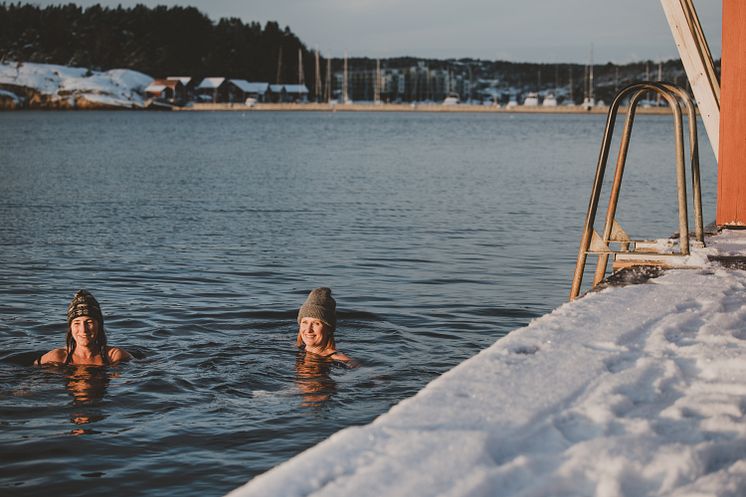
(612, 252, 703, 271)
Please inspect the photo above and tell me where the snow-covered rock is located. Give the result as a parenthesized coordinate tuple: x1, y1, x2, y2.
(0, 61, 153, 109)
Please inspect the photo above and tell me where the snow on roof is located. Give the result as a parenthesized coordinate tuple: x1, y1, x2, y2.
(197, 77, 225, 89)
(229, 80, 269, 94)
(144, 84, 167, 93)
(226, 230, 746, 497)
(266, 83, 308, 94)
(167, 76, 191, 85)
(150, 78, 180, 88)
(283, 84, 309, 94)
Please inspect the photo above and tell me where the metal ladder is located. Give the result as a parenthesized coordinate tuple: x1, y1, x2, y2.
(569, 81, 704, 301)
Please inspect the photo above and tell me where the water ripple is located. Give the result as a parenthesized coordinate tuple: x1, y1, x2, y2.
(0, 111, 718, 497)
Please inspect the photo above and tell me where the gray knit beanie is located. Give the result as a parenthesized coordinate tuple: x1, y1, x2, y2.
(67, 289, 103, 325)
(297, 287, 336, 329)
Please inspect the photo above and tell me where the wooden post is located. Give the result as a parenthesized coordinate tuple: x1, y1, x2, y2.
(717, 0, 746, 226)
(660, 0, 720, 158)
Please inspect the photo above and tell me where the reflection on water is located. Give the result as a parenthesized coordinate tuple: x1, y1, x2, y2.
(66, 366, 111, 404)
(64, 365, 110, 434)
(294, 352, 337, 408)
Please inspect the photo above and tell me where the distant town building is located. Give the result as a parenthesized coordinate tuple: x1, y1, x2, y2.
(331, 62, 478, 103)
(266, 83, 308, 103)
(195, 77, 228, 103)
(283, 84, 309, 102)
(228, 80, 270, 103)
(131, 55, 686, 107)
(166, 77, 197, 101)
(144, 78, 186, 104)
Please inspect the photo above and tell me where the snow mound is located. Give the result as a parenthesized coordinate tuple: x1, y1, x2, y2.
(0, 61, 153, 109)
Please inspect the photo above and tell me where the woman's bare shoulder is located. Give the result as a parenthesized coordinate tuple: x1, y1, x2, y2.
(331, 351, 360, 368)
(107, 347, 133, 364)
(39, 348, 67, 365)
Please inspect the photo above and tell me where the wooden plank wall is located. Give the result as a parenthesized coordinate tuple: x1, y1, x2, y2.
(717, 0, 746, 226)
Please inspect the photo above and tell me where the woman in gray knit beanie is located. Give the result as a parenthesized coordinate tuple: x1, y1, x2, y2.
(38, 289, 132, 366)
(296, 287, 356, 365)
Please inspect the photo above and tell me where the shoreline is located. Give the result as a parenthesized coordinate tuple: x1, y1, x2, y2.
(176, 102, 674, 115)
(0, 99, 676, 115)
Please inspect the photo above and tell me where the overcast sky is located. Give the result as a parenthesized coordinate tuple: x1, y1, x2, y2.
(32, 1, 722, 63)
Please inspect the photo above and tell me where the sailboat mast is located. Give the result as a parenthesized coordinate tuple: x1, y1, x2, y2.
(276, 47, 283, 84)
(298, 49, 304, 86)
(375, 59, 381, 103)
(325, 58, 331, 102)
(426, 66, 431, 101)
(583, 65, 588, 102)
(657, 60, 663, 106)
(615, 66, 619, 92)
(589, 44, 594, 103)
(315, 48, 321, 102)
(343, 50, 348, 103)
(554, 65, 559, 95)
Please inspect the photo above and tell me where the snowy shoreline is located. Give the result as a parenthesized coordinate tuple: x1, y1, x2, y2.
(0, 61, 674, 114)
(226, 229, 746, 497)
(0, 61, 152, 110)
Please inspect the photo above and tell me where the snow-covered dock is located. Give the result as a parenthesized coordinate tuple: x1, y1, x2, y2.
(227, 229, 746, 497)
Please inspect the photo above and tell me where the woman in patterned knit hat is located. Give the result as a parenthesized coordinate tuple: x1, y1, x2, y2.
(296, 287, 357, 366)
(39, 289, 132, 366)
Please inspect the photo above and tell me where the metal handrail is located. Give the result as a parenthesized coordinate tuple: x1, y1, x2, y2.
(569, 82, 704, 301)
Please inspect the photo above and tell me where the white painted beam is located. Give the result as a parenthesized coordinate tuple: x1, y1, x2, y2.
(660, 0, 720, 159)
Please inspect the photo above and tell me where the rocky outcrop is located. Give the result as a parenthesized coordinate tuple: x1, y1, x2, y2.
(0, 61, 153, 110)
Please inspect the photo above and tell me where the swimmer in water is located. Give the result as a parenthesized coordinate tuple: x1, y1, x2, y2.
(296, 287, 358, 366)
(38, 289, 132, 366)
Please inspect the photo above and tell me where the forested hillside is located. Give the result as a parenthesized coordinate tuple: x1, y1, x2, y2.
(0, 2, 309, 81)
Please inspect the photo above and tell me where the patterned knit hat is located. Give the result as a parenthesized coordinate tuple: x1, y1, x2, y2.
(297, 287, 336, 329)
(67, 289, 103, 325)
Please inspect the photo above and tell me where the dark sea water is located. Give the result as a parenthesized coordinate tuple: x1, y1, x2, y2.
(0, 110, 717, 497)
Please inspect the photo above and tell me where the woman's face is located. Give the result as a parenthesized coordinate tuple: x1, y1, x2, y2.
(70, 316, 99, 347)
(299, 317, 331, 350)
